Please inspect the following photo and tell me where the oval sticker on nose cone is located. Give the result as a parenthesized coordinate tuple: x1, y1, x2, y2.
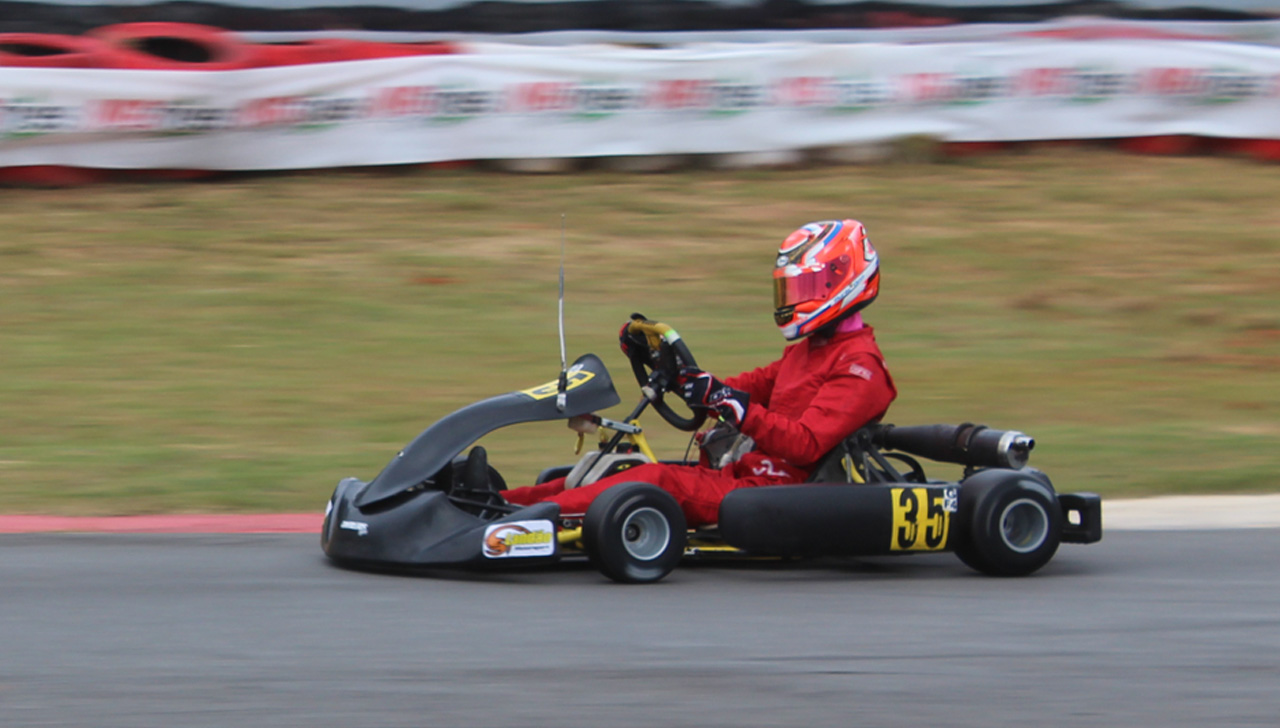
(483, 520, 555, 558)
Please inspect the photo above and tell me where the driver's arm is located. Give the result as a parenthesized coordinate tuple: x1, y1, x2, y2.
(724, 359, 781, 409)
(737, 352, 895, 469)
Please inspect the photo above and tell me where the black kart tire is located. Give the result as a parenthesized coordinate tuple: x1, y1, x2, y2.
(953, 469, 1062, 577)
(583, 482, 686, 584)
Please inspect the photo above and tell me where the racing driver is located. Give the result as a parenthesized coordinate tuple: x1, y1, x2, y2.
(501, 219, 897, 527)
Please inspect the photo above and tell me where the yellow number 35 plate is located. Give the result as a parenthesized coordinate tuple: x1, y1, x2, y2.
(890, 486, 959, 551)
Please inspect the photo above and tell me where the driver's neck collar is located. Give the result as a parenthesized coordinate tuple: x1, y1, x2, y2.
(811, 313, 865, 343)
(835, 313, 865, 333)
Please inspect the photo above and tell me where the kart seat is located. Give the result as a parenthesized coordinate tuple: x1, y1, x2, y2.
(804, 426, 926, 485)
(449, 446, 509, 496)
(447, 446, 510, 519)
(806, 439, 856, 484)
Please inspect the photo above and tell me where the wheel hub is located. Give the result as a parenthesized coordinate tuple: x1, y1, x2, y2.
(620, 507, 671, 562)
(999, 497, 1050, 554)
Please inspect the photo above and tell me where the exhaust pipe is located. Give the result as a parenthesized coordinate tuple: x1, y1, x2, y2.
(872, 423, 1034, 470)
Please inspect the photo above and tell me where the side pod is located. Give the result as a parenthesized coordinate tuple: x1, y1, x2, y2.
(717, 483, 960, 558)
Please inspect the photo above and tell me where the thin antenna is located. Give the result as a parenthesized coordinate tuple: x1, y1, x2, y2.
(556, 214, 568, 412)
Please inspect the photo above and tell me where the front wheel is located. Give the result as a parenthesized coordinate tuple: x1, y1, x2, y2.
(953, 469, 1062, 577)
(583, 482, 687, 584)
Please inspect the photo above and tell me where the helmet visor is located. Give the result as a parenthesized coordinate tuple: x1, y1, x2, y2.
(774, 265, 844, 310)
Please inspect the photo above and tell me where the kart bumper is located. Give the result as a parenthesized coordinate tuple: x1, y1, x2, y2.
(1059, 492, 1103, 544)
(322, 477, 563, 570)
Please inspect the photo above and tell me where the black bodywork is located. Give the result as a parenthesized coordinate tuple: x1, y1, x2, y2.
(323, 353, 618, 570)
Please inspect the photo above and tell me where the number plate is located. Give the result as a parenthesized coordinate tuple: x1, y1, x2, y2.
(889, 487, 958, 552)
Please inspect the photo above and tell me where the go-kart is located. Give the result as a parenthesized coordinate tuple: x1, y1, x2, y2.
(321, 316, 1102, 583)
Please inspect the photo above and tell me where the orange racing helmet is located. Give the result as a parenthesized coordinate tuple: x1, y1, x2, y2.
(773, 219, 879, 341)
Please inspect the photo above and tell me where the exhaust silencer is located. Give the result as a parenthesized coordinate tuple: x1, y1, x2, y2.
(872, 423, 1034, 470)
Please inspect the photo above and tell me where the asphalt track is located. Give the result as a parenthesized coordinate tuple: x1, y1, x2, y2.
(3, 525, 1279, 727)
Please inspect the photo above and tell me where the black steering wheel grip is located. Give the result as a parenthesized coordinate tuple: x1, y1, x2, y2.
(623, 314, 707, 432)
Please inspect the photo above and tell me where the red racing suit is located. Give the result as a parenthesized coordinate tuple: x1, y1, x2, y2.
(502, 326, 897, 527)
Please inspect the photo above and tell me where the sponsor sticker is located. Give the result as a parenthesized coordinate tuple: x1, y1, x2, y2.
(340, 520, 369, 537)
(942, 486, 959, 514)
(483, 520, 556, 558)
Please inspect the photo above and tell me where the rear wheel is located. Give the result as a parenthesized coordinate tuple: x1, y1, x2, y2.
(954, 469, 1062, 577)
(583, 482, 686, 584)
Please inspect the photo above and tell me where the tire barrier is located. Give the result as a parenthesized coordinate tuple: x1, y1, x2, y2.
(0, 33, 109, 68)
(1244, 139, 1280, 161)
(73, 23, 257, 180)
(941, 141, 1011, 157)
(0, 165, 109, 188)
(0, 28, 462, 185)
(88, 23, 258, 71)
(248, 39, 457, 68)
(2, 30, 1279, 185)
(1116, 135, 1204, 155)
(341, 40, 458, 61)
(0, 34, 114, 186)
(7, 2, 1278, 38)
(3, 135, 1277, 188)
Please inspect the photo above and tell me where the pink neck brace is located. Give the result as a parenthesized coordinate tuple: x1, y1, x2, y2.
(835, 313, 865, 333)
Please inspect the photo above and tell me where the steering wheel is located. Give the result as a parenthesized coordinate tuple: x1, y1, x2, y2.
(622, 314, 708, 432)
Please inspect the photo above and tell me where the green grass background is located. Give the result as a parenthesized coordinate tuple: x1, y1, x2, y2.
(2, 148, 1277, 514)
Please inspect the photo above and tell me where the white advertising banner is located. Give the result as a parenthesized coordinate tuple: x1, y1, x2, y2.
(3, 39, 1280, 170)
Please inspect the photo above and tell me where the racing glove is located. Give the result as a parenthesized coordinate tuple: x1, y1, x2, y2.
(618, 320, 637, 358)
(618, 314, 648, 359)
(676, 367, 750, 428)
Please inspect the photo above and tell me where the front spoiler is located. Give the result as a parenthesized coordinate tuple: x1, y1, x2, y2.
(322, 477, 562, 570)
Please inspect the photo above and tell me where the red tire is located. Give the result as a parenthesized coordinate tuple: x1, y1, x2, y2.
(249, 38, 371, 67)
(942, 141, 1007, 157)
(353, 40, 458, 59)
(0, 33, 110, 68)
(0, 34, 111, 186)
(1241, 139, 1280, 163)
(0, 166, 107, 188)
(249, 38, 458, 67)
(88, 22, 255, 70)
(1116, 135, 1202, 156)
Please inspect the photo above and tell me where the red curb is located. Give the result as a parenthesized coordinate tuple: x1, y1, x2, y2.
(0, 513, 322, 534)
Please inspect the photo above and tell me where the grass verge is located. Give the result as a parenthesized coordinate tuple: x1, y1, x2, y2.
(2, 149, 1277, 514)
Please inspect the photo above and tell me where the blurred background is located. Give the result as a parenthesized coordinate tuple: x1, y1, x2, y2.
(1, 0, 1277, 515)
